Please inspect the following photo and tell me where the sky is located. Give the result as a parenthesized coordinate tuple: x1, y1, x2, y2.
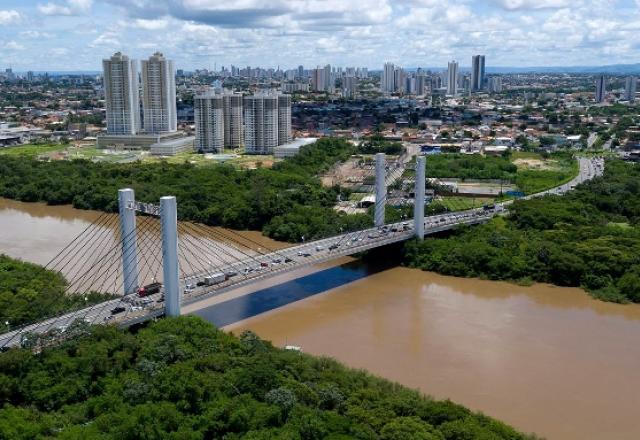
(0, 0, 639, 71)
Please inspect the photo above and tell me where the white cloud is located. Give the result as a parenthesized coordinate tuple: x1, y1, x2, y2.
(493, 0, 576, 10)
(0, 10, 20, 25)
(5, 41, 25, 51)
(38, 0, 92, 16)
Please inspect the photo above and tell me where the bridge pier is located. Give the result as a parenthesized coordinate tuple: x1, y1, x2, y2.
(375, 152, 386, 227)
(161, 196, 181, 317)
(414, 156, 426, 239)
(118, 188, 139, 295)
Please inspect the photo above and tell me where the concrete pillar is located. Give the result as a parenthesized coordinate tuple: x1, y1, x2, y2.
(161, 196, 181, 317)
(374, 152, 386, 227)
(414, 156, 426, 239)
(118, 188, 139, 295)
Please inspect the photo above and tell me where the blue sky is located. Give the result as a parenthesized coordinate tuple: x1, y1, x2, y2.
(0, 0, 638, 71)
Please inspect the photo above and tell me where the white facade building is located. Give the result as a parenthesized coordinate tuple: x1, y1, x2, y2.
(102, 52, 140, 135)
(278, 94, 292, 146)
(141, 52, 177, 134)
(223, 92, 243, 149)
(194, 91, 224, 153)
(381, 62, 395, 93)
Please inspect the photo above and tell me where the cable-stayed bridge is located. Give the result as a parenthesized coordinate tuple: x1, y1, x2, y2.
(0, 155, 603, 348)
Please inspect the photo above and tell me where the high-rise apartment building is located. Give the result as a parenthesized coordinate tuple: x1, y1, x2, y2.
(223, 93, 243, 149)
(382, 62, 395, 93)
(311, 67, 327, 92)
(471, 55, 486, 92)
(488, 76, 503, 93)
(415, 73, 426, 96)
(244, 93, 278, 154)
(278, 94, 292, 145)
(194, 91, 224, 153)
(102, 52, 140, 135)
(625, 76, 637, 102)
(447, 61, 459, 96)
(141, 52, 177, 134)
(343, 76, 359, 98)
(595, 75, 606, 103)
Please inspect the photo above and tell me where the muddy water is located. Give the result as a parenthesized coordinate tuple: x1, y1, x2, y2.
(227, 267, 640, 440)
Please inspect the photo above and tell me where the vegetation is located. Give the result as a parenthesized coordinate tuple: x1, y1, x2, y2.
(424, 153, 517, 180)
(0, 316, 535, 439)
(358, 136, 404, 155)
(405, 160, 640, 303)
(0, 144, 65, 158)
(0, 255, 113, 332)
(0, 138, 368, 242)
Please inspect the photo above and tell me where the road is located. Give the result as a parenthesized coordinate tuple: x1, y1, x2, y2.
(0, 156, 604, 348)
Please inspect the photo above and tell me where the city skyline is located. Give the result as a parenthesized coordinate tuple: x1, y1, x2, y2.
(1, 0, 639, 71)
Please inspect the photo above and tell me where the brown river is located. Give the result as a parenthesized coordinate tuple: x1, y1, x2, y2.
(2, 198, 640, 439)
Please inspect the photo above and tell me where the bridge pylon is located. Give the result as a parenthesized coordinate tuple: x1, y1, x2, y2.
(375, 152, 386, 227)
(414, 155, 426, 239)
(118, 188, 139, 294)
(161, 196, 181, 317)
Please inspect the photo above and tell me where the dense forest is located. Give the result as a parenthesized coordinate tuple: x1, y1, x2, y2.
(0, 316, 536, 439)
(405, 160, 640, 303)
(0, 138, 368, 242)
(0, 255, 113, 333)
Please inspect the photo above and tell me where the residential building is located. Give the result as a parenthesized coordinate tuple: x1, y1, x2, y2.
(447, 61, 459, 96)
(141, 52, 177, 133)
(625, 76, 637, 102)
(102, 52, 140, 135)
(471, 55, 485, 92)
(223, 92, 243, 149)
(595, 75, 606, 103)
(194, 91, 224, 153)
(244, 93, 279, 154)
(278, 94, 292, 145)
(488, 76, 503, 93)
(381, 62, 395, 93)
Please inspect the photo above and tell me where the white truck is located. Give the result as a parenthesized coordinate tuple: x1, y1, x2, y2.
(204, 272, 227, 286)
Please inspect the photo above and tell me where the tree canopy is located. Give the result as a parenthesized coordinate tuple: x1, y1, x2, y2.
(0, 316, 535, 439)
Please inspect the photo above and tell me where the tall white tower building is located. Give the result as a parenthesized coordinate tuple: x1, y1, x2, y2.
(102, 52, 140, 135)
(382, 62, 395, 93)
(447, 61, 459, 96)
(194, 91, 224, 153)
(244, 93, 279, 154)
(223, 93, 243, 149)
(141, 52, 177, 134)
(277, 94, 292, 145)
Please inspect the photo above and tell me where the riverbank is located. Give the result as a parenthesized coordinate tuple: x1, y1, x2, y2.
(228, 266, 640, 440)
(404, 160, 640, 304)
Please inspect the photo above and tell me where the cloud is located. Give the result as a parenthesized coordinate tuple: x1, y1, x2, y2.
(38, 0, 92, 16)
(492, 0, 576, 10)
(0, 10, 20, 24)
(5, 41, 25, 51)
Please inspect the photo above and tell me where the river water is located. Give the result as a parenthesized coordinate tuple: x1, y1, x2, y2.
(2, 198, 640, 439)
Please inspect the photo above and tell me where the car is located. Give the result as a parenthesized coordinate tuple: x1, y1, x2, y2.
(297, 250, 305, 256)
(140, 298, 153, 304)
(272, 258, 282, 264)
(196, 281, 206, 287)
(104, 315, 115, 321)
(284, 257, 293, 263)
(156, 294, 165, 303)
(329, 244, 339, 250)
(316, 245, 325, 251)
(260, 262, 269, 267)
(185, 283, 195, 291)
(130, 306, 142, 312)
(225, 271, 238, 278)
(352, 236, 359, 242)
(367, 233, 378, 239)
(300, 252, 311, 257)
(110, 306, 126, 315)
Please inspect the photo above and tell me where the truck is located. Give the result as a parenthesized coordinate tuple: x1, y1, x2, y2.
(204, 272, 227, 286)
(137, 282, 162, 297)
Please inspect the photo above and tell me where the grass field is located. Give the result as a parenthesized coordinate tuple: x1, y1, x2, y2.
(0, 144, 65, 157)
(435, 196, 495, 211)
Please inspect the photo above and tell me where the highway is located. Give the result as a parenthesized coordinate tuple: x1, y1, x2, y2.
(0, 156, 604, 348)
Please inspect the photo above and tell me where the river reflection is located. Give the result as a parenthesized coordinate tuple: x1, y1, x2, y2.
(227, 266, 640, 440)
